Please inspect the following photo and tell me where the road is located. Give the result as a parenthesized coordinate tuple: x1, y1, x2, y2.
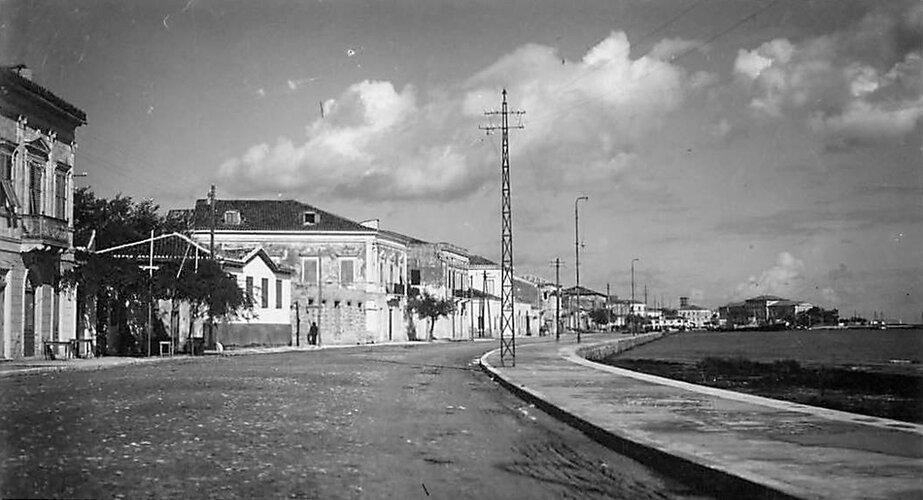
(0, 340, 714, 499)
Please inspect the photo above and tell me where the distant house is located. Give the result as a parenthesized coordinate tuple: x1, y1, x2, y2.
(561, 285, 607, 330)
(466, 255, 540, 338)
(187, 199, 409, 345)
(718, 295, 813, 328)
(0, 65, 86, 359)
(677, 296, 714, 330)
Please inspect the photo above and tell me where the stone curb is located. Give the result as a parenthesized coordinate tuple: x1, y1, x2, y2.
(478, 337, 802, 500)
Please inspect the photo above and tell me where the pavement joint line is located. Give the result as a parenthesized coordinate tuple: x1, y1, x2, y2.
(477, 342, 799, 500)
(562, 338, 923, 436)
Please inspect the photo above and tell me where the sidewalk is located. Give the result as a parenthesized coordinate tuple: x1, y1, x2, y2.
(480, 333, 923, 500)
(0, 338, 495, 377)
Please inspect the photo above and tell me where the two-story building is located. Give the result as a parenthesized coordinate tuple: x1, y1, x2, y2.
(677, 296, 714, 330)
(0, 65, 85, 359)
(188, 199, 409, 346)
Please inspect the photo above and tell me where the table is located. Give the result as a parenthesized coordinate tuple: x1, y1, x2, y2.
(43, 340, 74, 360)
(71, 338, 96, 358)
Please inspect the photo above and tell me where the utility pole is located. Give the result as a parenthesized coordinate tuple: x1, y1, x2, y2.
(631, 258, 639, 335)
(206, 185, 217, 349)
(574, 195, 588, 342)
(480, 89, 524, 367)
(551, 258, 563, 341)
(207, 185, 216, 257)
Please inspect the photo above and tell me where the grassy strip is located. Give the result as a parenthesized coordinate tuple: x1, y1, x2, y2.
(602, 356, 923, 424)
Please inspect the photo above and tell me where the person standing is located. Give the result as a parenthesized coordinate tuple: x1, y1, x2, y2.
(308, 322, 318, 346)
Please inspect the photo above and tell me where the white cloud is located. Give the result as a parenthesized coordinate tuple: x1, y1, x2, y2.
(219, 31, 697, 201)
(733, 6, 923, 143)
(735, 252, 805, 298)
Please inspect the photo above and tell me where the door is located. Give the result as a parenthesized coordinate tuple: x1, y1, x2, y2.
(23, 281, 35, 357)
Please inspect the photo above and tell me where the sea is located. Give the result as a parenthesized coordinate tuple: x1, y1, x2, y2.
(616, 328, 923, 375)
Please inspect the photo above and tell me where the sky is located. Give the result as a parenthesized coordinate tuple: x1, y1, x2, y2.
(3, 0, 921, 321)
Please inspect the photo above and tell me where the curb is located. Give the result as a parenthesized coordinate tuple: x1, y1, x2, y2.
(479, 341, 801, 500)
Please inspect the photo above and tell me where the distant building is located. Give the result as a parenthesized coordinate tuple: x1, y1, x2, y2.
(0, 65, 86, 359)
(718, 295, 813, 328)
(561, 285, 607, 330)
(676, 296, 713, 330)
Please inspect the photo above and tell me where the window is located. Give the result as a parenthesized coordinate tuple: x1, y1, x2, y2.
(223, 210, 241, 225)
(246, 276, 254, 301)
(0, 145, 12, 181)
(29, 159, 42, 215)
(261, 278, 269, 308)
(303, 211, 317, 225)
(54, 167, 67, 220)
(340, 259, 354, 285)
(275, 279, 283, 309)
(410, 269, 421, 285)
(301, 257, 318, 284)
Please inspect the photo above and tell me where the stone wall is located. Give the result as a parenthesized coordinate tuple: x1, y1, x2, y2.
(576, 332, 665, 362)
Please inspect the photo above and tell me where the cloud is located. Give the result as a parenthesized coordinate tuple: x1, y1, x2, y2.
(733, 5, 923, 145)
(219, 31, 697, 201)
(735, 251, 805, 298)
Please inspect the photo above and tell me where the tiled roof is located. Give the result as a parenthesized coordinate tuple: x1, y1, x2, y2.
(747, 294, 786, 302)
(0, 66, 86, 123)
(468, 254, 498, 267)
(378, 228, 428, 245)
(561, 285, 606, 297)
(96, 232, 212, 261)
(191, 199, 374, 233)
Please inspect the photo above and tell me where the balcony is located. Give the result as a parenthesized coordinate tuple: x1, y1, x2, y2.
(21, 214, 71, 249)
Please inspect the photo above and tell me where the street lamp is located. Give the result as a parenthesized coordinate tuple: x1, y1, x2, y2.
(631, 258, 639, 334)
(575, 195, 589, 343)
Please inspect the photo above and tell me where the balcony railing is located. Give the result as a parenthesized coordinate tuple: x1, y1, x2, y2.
(21, 214, 71, 248)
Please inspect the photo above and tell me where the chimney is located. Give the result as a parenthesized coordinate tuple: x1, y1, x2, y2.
(680, 296, 689, 308)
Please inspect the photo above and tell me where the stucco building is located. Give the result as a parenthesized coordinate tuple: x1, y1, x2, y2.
(0, 65, 85, 359)
(188, 199, 409, 345)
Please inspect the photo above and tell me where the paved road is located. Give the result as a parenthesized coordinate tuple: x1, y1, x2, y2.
(0, 340, 713, 499)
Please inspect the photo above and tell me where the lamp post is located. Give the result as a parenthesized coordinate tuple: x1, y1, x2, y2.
(631, 258, 639, 335)
(574, 195, 588, 343)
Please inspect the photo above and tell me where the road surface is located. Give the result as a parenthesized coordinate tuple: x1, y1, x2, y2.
(0, 340, 713, 499)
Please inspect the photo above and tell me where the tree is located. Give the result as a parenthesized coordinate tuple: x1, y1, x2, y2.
(63, 188, 248, 355)
(589, 308, 610, 329)
(154, 260, 253, 349)
(407, 291, 455, 341)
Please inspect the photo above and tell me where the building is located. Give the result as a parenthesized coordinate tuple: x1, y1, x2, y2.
(676, 296, 714, 330)
(400, 236, 471, 340)
(218, 247, 294, 347)
(561, 285, 607, 330)
(188, 199, 409, 346)
(0, 65, 86, 359)
(718, 295, 813, 328)
(466, 255, 539, 338)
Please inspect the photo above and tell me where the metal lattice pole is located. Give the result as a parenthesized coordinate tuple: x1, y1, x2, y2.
(480, 89, 524, 367)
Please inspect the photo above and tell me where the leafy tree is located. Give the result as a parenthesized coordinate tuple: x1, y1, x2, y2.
(154, 260, 253, 325)
(589, 308, 610, 328)
(407, 290, 455, 341)
(64, 188, 249, 355)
